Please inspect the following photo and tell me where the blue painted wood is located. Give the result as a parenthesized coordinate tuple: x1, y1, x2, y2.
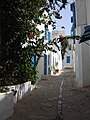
(44, 54, 47, 75)
(66, 56, 70, 63)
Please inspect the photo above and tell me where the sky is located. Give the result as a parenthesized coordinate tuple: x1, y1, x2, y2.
(53, 0, 74, 35)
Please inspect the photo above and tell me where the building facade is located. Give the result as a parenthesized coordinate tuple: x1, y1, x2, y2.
(70, 2, 76, 37)
(70, 1, 76, 71)
(36, 23, 52, 79)
(62, 38, 74, 68)
(59, 30, 74, 69)
(51, 30, 62, 74)
(75, 0, 90, 87)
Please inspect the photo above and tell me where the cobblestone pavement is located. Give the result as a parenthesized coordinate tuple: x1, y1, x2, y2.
(7, 68, 90, 120)
(7, 73, 63, 120)
(62, 69, 90, 120)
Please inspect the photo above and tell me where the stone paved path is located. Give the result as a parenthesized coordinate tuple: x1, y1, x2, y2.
(7, 68, 90, 120)
(7, 74, 63, 120)
(62, 69, 90, 120)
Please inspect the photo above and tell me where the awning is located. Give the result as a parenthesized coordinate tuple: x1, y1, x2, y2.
(79, 25, 90, 43)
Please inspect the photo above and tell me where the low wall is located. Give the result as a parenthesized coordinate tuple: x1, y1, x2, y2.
(8, 81, 32, 103)
(0, 81, 36, 120)
(0, 92, 14, 120)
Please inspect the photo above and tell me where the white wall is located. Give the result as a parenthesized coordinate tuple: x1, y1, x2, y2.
(0, 81, 36, 120)
(0, 92, 14, 120)
(75, 0, 90, 25)
(8, 81, 31, 103)
(81, 42, 90, 86)
(51, 30, 63, 74)
(73, 48, 75, 71)
(75, 0, 90, 87)
(36, 56, 44, 80)
(76, 39, 90, 87)
(86, 0, 90, 24)
(75, 0, 87, 26)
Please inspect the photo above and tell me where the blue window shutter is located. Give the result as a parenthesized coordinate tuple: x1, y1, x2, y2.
(45, 28, 48, 40)
(67, 56, 70, 63)
(70, 3, 73, 11)
(45, 28, 47, 39)
(48, 32, 51, 41)
(48, 55, 50, 65)
(44, 54, 47, 75)
(71, 16, 73, 23)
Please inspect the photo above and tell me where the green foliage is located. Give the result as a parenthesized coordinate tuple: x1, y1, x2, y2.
(0, 60, 37, 86)
(0, 87, 9, 93)
(0, 0, 68, 86)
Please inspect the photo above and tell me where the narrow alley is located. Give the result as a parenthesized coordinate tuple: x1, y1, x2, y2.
(7, 69, 90, 120)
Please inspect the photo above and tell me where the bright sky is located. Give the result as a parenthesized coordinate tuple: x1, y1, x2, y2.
(54, 0, 74, 35)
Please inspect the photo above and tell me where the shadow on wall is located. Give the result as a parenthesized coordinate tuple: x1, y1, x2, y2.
(0, 91, 14, 120)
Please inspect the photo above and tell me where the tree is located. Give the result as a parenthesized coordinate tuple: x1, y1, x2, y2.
(0, 0, 68, 86)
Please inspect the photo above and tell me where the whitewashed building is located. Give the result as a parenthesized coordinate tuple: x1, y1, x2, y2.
(75, 0, 90, 87)
(59, 30, 74, 69)
(62, 38, 74, 69)
(37, 23, 52, 79)
(51, 30, 63, 74)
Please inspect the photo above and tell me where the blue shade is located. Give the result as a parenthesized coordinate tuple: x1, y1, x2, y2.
(70, 2, 76, 37)
(79, 25, 90, 43)
(66, 56, 70, 63)
(84, 25, 90, 33)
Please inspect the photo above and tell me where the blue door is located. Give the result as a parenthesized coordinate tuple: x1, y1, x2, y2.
(48, 55, 51, 74)
(44, 54, 47, 75)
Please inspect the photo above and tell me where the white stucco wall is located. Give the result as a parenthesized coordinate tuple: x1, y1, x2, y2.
(76, 0, 90, 25)
(76, 39, 90, 87)
(0, 92, 14, 120)
(86, 0, 90, 24)
(36, 56, 44, 80)
(81, 42, 90, 86)
(0, 81, 36, 120)
(75, 0, 90, 87)
(75, 0, 87, 26)
(73, 48, 75, 71)
(8, 81, 31, 103)
(51, 30, 63, 74)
